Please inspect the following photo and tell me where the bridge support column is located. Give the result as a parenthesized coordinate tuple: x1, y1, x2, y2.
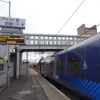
(16, 46, 20, 78)
(19, 52, 22, 76)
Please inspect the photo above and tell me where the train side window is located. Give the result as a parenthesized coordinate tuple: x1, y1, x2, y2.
(56, 58, 64, 73)
(67, 55, 81, 74)
(56, 58, 60, 72)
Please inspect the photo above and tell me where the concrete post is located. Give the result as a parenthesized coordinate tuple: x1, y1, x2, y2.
(19, 52, 22, 76)
(16, 46, 20, 78)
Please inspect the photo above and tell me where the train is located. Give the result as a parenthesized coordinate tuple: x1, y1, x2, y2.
(40, 33, 100, 100)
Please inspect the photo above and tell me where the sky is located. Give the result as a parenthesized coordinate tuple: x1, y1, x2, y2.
(0, 0, 100, 62)
(0, 0, 100, 35)
(22, 52, 54, 63)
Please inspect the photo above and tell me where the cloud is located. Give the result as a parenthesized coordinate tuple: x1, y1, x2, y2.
(1, 0, 100, 34)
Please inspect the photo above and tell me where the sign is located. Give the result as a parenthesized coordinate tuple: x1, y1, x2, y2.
(0, 27, 23, 34)
(0, 35, 25, 44)
(0, 16, 25, 29)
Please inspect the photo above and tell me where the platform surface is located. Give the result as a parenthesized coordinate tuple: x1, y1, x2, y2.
(0, 68, 70, 100)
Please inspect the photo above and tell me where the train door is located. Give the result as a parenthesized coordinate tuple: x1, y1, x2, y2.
(49, 57, 54, 75)
(53, 55, 65, 80)
(53, 55, 59, 79)
(58, 55, 65, 79)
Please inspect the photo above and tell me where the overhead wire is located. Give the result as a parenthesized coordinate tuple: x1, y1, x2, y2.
(56, 0, 86, 50)
(56, 0, 86, 36)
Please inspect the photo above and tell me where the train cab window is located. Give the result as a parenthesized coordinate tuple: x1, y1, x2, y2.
(49, 61, 54, 70)
(67, 55, 81, 74)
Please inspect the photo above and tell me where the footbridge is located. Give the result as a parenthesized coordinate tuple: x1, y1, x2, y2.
(16, 34, 89, 78)
(0, 33, 89, 78)
(19, 33, 89, 52)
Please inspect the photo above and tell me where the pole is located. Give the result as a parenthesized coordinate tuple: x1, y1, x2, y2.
(7, 1, 11, 87)
(0, 0, 11, 17)
(26, 51, 29, 75)
(9, 1, 11, 17)
(7, 0, 11, 87)
(57, 34, 58, 51)
(7, 45, 10, 87)
(0, 0, 11, 87)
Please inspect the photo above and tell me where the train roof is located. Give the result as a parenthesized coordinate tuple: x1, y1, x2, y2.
(68, 33, 100, 51)
(55, 49, 67, 55)
(56, 33, 100, 55)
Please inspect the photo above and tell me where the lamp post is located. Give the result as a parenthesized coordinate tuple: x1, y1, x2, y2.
(0, 0, 11, 87)
(0, 0, 11, 17)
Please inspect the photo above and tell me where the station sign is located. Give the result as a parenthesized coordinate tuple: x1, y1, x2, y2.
(0, 35, 25, 44)
(0, 16, 25, 29)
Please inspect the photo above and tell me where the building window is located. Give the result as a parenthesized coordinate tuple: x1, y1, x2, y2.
(54, 41, 56, 45)
(45, 36, 48, 39)
(53, 37, 56, 40)
(49, 41, 52, 45)
(35, 40, 38, 44)
(41, 36, 44, 39)
(58, 37, 61, 40)
(30, 40, 33, 44)
(45, 41, 48, 45)
(62, 37, 65, 40)
(30, 36, 34, 39)
(49, 37, 52, 39)
(35, 36, 38, 39)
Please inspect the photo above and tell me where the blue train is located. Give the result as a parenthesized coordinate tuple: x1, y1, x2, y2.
(41, 33, 100, 100)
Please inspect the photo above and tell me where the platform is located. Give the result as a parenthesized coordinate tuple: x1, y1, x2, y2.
(0, 68, 70, 100)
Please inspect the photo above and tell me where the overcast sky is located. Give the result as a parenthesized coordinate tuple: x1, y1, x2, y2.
(0, 0, 100, 35)
(0, 0, 100, 61)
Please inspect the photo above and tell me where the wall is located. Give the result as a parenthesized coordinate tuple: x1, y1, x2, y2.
(77, 24, 97, 35)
